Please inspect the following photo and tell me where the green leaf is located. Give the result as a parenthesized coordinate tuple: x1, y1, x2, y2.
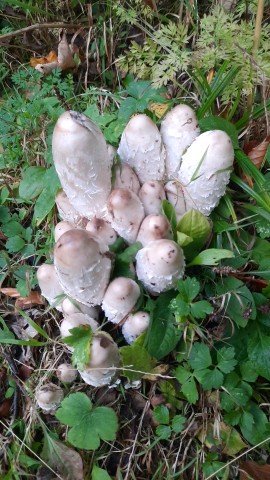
(172, 415, 186, 434)
(56, 392, 118, 450)
(199, 116, 239, 149)
(19, 166, 46, 200)
(120, 343, 156, 381)
(199, 368, 224, 390)
(240, 361, 258, 382)
(190, 301, 213, 319)
(217, 347, 237, 374)
(153, 405, 170, 425)
(175, 366, 198, 404)
(176, 277, 200, 303)
(176, 231, 193, 247)
(239, 402, 269, 445)
(170, 297, 190, 317)
(220, 424, 247, 456)
(146, 292, 181, 360)
(189, 343, 212, 371)
(2, 221, 23, 237)
(248, 332, 270, 380)
(156, 425, 171, 440)
(62, 326, 93, 371)
(34, 166, 60, 224)
(162, 200, 177, 235)
(5, 236, 25, 253)
(240, 411, 254, 433)
(176, 209, 211, 259)
(118, 97, 139, 122)
(216, 278, 256, 327)
(189, 248, 234, 266)
(92, 466, 112, 480)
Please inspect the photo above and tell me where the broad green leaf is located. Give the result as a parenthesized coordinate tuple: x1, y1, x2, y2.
(113, 242, 142, 279)
(199, 368, 224, 390)
(120, 343, 156, 381)
(172, 415, 186, 434)
(159, 381, 183, 410)
(156, 425, 171, 440)
(92, 466, 112, 480)
(189, 343, 212, 370)
(248, 333, 270, 380)
(56, 393, 118, 450)
(217, 347, 237, 374)
(239, 402, 269, 445)
(146, 292, 181, 360)
(153, 405, 170, 425)
(240, 361, 258, 382)
(189, 248, 234, 266)
(118, 97, 138, 122)
(34, 166, 60, 224)
(220, 423, 247, 456)
(170, 297, 190, 317)
(176, 277, 200, 303)
(176, 209, 211, 259)
(6, 236, 25, 253)
(19, 166, 46, 200)
(199, 116, 239, 148)
(2, 221, 23, 237)
(190, 301, 213, 319)
(62, 325, 93, 371)
(42, 432, 83, 480)
(175, 366, 198, 404)
(240, 411, 254, 433)
(176, 231, 193, 247)
(215, 278, 256, 327)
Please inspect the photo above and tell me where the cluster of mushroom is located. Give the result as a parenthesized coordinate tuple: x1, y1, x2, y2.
(37, 105, 234, 394)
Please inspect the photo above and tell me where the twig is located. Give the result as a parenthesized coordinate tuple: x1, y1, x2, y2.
(0, 23, 88, 42)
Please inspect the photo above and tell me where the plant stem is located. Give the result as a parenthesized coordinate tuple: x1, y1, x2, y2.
(247, 0, 265, 110)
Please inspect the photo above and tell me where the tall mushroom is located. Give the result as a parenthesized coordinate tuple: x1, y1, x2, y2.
(54, 229, 111, 306)
(52, 111, 111, 219)
(37, 264, 64, 311)
(117, 114, 166, 183)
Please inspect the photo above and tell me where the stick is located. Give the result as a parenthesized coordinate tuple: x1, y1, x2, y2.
(0, 23, 88, 42)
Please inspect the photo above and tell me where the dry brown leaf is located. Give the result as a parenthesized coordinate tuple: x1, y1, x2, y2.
(240, 461, 270, 480)
(30, 50, 58, 67)
(15, 291, 44, 310)
(247, 135, 270, 170)
(58, 32, 75, 70)
(0, 287, 21, 298)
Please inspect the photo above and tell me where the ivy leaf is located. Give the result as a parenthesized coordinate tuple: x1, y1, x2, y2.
(189, 248, 234, 266)
(55, 393, 118, 450)
(120, 343, 156, 381)
(217, 347, 237, 374)
(189, 343, 212, 370)
(172, 415, 186, 434)
(190, 301, 213, 319)
(153, 405, 170, 425)
(62, 325, 93, 371)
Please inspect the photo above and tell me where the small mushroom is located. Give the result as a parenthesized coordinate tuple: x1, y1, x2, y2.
(107, 144, 116, 166)
(54, 220, 76, 242)
(79, 332, 121, 387)
(57, 363, 77, 383)
(36, 383, 64, 413)
(135, 239, 185, 294)
(178, 130, 234, 215)
(60, 313, 99, 339)
(113, 162, 141, 195)
(86, 217, 117, 248)
(52, 111, 111, 219)
(138, 181, 166, 216)
(122, 312, 150, 344)
(54, 229, 111, 306)
(37, 264, 64, 311)
(55, 190, 81, 224)
(62, 298, 99, 320)
(117, 114, 166, 183)
(160, 104, 200, 177)
(137, 214, 173, 247)
(102, 277, 141, 324)
(107, 188, 145, 244)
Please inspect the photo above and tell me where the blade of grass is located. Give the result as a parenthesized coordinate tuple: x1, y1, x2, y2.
(235, 98, 270, 131)
(231, 173, 270, 212)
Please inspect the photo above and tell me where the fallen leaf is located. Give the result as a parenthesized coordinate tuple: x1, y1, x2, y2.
(148, 103, 169, 119)
(0, 287, 21, 298)
(30, 50, 58, 67)
(0, 288, 44, 308)
(240, 461, 270, 480)
(207, 68, 215, 84)
(242, 135, 270, 187)
(58, 32, 75, 70)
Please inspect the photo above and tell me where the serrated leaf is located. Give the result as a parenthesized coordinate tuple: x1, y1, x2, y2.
(19, 166, 47, 200)
(190, 300, 213, 319)
(92, 466, 112, 480)
(170, 297, 190, 317)
(118, 97, 139, 122)
(176, 277, 200, 303)
(6, 236, 25, 253)
(175, 366, 199, 404)
(176, 209, 211, 259)
(189, 248, 234, 266)
(189, 343, 212, 370)
(199, 368, 224, 390)
(2, 221, 23, 237)
(62, 325, 93, 371)
(153, 405, 170, 425)
(172, 415, 186, 434)
(240, 361, 258, 382)
(216, 277, 256, 327)
(248, 332, 270, 380)
(217, 347, 237, 374)
(56, 392, 118, 450)
(120, 343, 156, 381)
(156, 425, 171, 440)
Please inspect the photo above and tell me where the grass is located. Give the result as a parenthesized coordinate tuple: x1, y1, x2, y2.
(1, 1, 270, 479)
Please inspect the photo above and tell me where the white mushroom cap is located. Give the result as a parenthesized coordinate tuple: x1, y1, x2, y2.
(36, 383, 64, 413)
(57, 363, 77, 383)
(178, 130, 234, 215)
(117, 114, 166, 184)
(102, 277, 141, 324)
(52, 111, 111, 219)
(79, 332, 121, 387)
(54, 229, 111, 306)
(54, 220, 76, 242)
(62, 297, 99, 320)
(37, 263, 64, 311)
(60, 313, 99, 339)
(160, 104, 200, 177)
(113, 162, 141, 195)
(137, 214, 173, 247)
(135, 239, 185, 294)
(55, 190, 81, 224)
(138, 181, 166, 216)
(86, 217, 117, 247)
(122, 311, 150, 344)
(165, 180, 187, 220)
(107, 144, 116, 166)
(107, 188, 145, 244)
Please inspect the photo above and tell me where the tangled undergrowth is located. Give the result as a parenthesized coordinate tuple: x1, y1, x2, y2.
(1, 1, 270, 479)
